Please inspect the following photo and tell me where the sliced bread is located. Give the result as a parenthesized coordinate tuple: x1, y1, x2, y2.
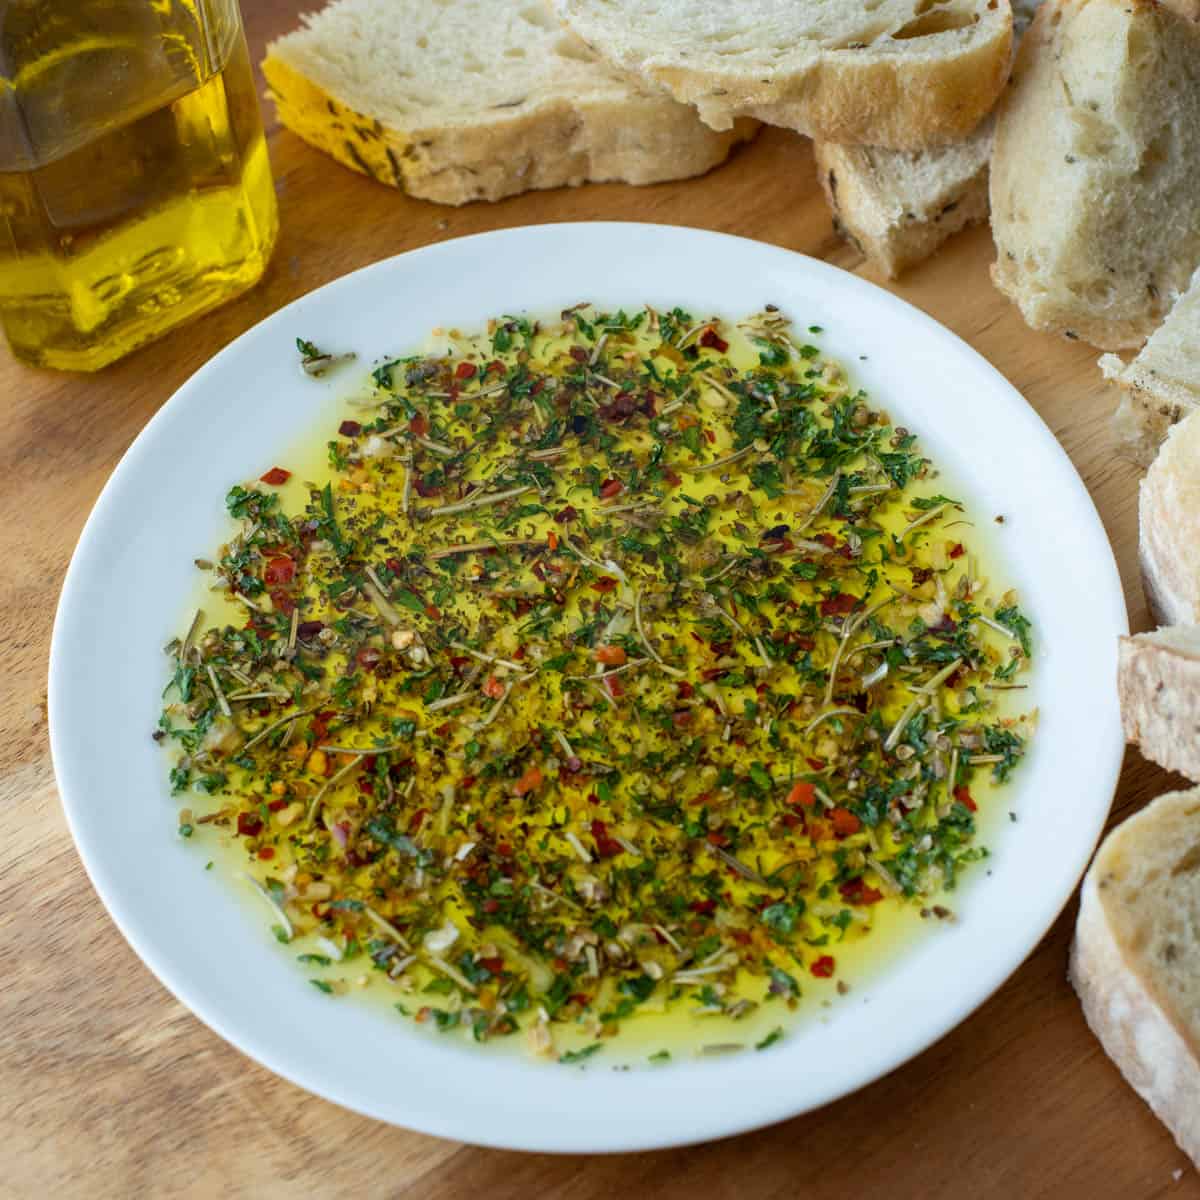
(261, 0, 758, 207)
(813, 1, 1041, 279)
(1140, 408, 1200, 627)
(1070, 786, 1200, 1168)
(548, 0, 1013, 149)
(1104, 268, 1200, 467)
(1119, 628, 1200, 781)
(990, 0, 1200, 350)
(814, 116, 992, 278)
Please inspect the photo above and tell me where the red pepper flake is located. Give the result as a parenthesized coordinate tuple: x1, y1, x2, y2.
(264, 556, 296, 586)
(269, 588, 296, 616)
(677, 681, 695, 699)
(949, 542, 965, 559)
(413, 479, 441, 498)
(598, 478, 623, 500)
(591, 819, 622, 858)
(703, 428, 716, 444)
(806, 756, 825, 770)
(554, 504, 578, 524)
(604, 674, 624, 699)
(699, 327, 729, 353)
(954, 785, 978, 812)
(482, 898, 500, 915)
(839, 877, 884, 906)
(482, 675, 505, 699)
(408, 808, 428, 833)
(810, 955, 836, 978)
(487, 359, 506, 375)
(478, 956, 504, 975)
(259, 466, 291, 486)
(408, 412, 429, 436)
(454, 361, 477, 380)
(590, 576, 618, 593)
(460, 775, 476, 789)
(595, 644, 627, 666)
(569, 345, 589, 363)
(688, 898, 716, 916)
(496, 842, 514, 858)
(787, 782, 817, 809)
(257, 847, 275, 861)
(672, 710, 693, 729)
(514, 764, 543, 796)
(782, 813, 802, 829)
(830, 807, 862, 837)
(267, 798, 287, 812)
(706, 830, 729, 847)
(820, 592, 859, 617)
(814, 532, 837, 549)
(663, 468, 682, 489)
(355, 645, 382, 672)
(449, 655, 471, 673)
(236, 812, 262, 837)
(338, 419, 362, 437)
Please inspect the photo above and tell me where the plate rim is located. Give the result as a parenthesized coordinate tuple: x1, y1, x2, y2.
(48, 221, 1129, 1153)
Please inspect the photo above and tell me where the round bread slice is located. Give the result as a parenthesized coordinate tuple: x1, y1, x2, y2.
(990, 0, 1200, 350)
(1070, 786, 1200, 1169)
(548, 0, 1013, 148)
(262, 0, 758, 206)
(1140, 409, 1200, 626)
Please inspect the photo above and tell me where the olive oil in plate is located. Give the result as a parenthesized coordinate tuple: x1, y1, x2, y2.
(0, 1, 277, 370)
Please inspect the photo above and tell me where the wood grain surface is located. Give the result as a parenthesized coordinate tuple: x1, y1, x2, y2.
(2, 3, 1196, 1196)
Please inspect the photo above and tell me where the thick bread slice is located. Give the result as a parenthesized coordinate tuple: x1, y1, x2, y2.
(814, 117, 992, 278)
(1070, 786, 1200, 1168)
(1103, 268, 1200, 467)
(1119, 628, 1200, 780)
(548, 0, 1013, 149)
(262, 0, 757, 207)
(1139, 409, 1200, 626)
(813, 1, 1041, 278)
(990, 0, 1200, 350)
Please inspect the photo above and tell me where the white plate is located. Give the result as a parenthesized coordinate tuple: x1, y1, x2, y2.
(50, 223, 1127, 1153)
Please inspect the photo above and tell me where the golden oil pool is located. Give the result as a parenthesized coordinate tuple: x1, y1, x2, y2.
(0, 1, 278, 371)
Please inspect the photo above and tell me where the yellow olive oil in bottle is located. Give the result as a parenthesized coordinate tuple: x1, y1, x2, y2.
(0, 0, 278, 370)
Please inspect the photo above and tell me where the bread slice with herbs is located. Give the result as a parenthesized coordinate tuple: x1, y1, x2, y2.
(548, 0, 1013, 149)
(1070, 785, 1200, 1169)
(1119, 628, 1200, 781)
(1104, 268, 1200, 467)
(990, 0, 1200, 350)
(1140, 408, 1200, 627)
(813, 1, 1041, 278)
(814, 118, 992, 279)
(261, 0, 758, 207)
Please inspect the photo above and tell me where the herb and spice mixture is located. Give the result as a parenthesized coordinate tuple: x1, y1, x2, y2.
(159, 305, 1034, 1063)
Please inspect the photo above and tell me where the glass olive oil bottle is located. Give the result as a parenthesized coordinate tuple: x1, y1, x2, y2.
(0, 0, 277, 370)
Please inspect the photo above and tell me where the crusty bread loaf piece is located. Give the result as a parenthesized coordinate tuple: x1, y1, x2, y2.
(1104, 268, 1200, 467)
(1140, 409, 1200, 626)
(549, 0, 1013, 149)
(990, 0, 1200, 350)
(1070, 786, 1200, 1169)
(814, 117, 992, 279)
(813, 1, 1041, 278)
(261, 0, 758, 207)
(1119, 628, 1200, 781)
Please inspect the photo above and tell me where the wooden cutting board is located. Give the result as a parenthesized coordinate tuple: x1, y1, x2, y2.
(2, 3, 1195, 1195)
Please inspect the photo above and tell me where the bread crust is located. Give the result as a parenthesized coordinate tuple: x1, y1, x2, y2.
(1105, 358, 1200, 468)
(1118, 632, 1200, 779)
(1071, 856, 1200, 1168)
(262, 54, 758, 206)
(1138, 411, 1200, 626)
(814, 135, 991, 278)
(550, 1, 1013, 149)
